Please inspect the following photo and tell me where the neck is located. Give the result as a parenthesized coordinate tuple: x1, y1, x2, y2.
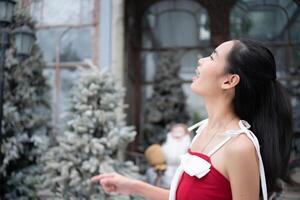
(204, 96, 239, 131)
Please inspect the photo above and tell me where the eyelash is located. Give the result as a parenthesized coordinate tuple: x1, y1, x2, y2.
(209, 55, 213, 60)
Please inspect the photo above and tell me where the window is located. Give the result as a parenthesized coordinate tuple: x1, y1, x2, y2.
(141, 0, 211, 123)
(27, 0, 99, 130)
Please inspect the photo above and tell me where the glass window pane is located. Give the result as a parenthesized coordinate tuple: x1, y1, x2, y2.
(248, 10, 287, 40)
(269, 47, 290, 76)
(43, 68, 82, 130)
(231, 4, 288, 41)
(141, 52, 157, 82)
(180, 50, 199, 73)
(198, 13, 210, 41)
(30, 0, 95, 25)
(148, 0, 202, 14)
(291, 46, 300, 68)
(59, 28, 92, 62)
(155, 11, 198, 48)
(142, 0, 209, 48)
(37, 27, 92, 62)
(36, 28, 63, 62)
(268, 46, 299, 79)
(291, 23, 300, 42)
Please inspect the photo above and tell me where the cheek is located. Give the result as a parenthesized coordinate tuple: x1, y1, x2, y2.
(191, 66, 221, 94)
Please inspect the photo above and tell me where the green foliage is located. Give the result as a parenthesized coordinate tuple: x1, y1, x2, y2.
(40, 68, 143, 199)
(142, 52, 190, 149)
(1, 10, 52, 199)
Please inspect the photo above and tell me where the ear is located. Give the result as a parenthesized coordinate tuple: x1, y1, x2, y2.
(221, 74, 240, 89)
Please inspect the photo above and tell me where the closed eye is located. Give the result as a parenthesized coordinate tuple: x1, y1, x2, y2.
(210, 49, 218, 61)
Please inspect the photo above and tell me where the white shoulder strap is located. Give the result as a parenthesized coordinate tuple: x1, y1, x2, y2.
(226, 120, 268, 200)
(188, 119, 208, 148)
(188, 118, 208, 132)
(207, 136, 232, 157)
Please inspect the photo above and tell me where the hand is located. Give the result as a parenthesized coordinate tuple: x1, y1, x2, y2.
(91, 172, 136, 195)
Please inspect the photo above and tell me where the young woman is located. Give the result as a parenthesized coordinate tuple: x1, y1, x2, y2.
(91, 39, 293, 200)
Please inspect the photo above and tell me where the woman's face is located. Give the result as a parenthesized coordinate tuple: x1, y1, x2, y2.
(191, 41, 235, 97)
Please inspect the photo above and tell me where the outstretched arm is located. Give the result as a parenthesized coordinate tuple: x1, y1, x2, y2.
(91, 172, 169, 200)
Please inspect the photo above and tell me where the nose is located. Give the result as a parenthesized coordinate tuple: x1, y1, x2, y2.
(198, 58, 203, 66)
(198, 56, 211, 65)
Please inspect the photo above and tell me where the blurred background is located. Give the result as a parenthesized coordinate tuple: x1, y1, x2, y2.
(0, 0, 299, 199)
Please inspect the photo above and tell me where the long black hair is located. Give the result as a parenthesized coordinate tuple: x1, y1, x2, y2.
(226, 39, 294, 195)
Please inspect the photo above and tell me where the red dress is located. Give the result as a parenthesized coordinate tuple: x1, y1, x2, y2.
(176, 148, 232, 200)
(169, 119, 267, 200)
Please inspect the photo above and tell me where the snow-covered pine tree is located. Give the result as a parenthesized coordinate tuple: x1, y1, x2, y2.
(0, 9, 52, 199)
(142, 51, 190, 149)
(40, 64, 143, 200)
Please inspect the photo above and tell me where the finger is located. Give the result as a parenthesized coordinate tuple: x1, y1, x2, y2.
(104, 187, 116, 194)
(107, 186, 117, 193)
(100, 178, 115, 187)
(91, 173, 115, 183)
(101, 180, 117, 194)
(103, 186, 112, 194)
(105, 185, 117, 193)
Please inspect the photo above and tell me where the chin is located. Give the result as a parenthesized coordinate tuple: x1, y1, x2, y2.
(190, 83, 203, 96)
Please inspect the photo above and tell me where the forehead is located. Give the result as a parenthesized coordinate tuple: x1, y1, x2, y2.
(215, 40, 235, 58)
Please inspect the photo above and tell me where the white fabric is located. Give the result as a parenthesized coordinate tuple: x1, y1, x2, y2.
(169, 119, 268, 200)
(146, 133, 191, 188)
(180, 153, 211, 178)
(162, 133, 191, 166)
(207, 136, 232, 157)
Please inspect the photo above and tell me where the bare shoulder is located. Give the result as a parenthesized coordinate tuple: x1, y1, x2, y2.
(224, 133, 260, 199)
(225, 133, 259, 168)
(226, 133, 256, 157)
